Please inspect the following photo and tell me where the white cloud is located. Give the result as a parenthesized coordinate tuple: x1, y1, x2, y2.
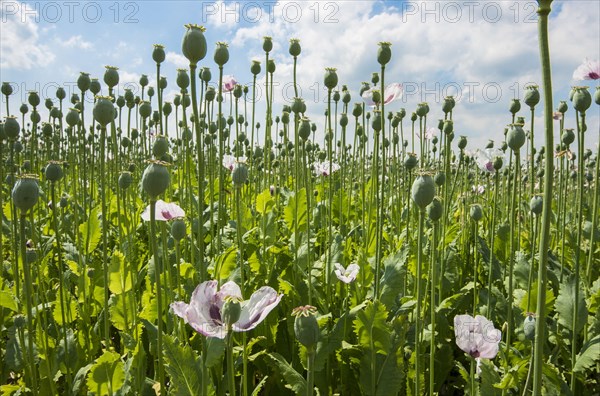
(0, 2, 55, 69)
(166, 51, 189, 69)
(60, 35, 92, 49)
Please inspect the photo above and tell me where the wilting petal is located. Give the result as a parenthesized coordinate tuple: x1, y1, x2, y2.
(234, 286, 282, 331)
(141, 200, 185, 221)
(334, 263, 360, 283)
(572, 58, 600, 80)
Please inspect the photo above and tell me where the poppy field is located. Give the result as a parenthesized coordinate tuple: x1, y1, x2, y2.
(1, 1, 599, 395)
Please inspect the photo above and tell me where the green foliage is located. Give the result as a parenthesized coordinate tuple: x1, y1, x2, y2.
(162, 335, 204, 396)
(86, 350, 125, 395)
(262, 352, 307, 395)
(555, 275, 588, 334)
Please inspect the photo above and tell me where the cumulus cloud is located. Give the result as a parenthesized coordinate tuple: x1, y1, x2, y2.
(60, 35, 92, 49)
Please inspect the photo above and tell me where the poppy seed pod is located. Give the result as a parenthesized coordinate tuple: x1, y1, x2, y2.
(371, 72, 379, 86)
(342, 91, 351, 104)
(352, 103, 363, 118)
(267, 59, 276, 74)
(442, 96, 455, 114)
(142, 161, 170, 198)
(458, 135, 467, 150)
(139, 101, 152, 119)
(214, 42, 229, 66)
(594, 87, 600, 105)
(56, 87, 66, 101)
(470, 204, 483, 222)
(293, 307, 319, 348)
(77, 72, 91, 92)
(377, 42, 392, 66)
(427, 197, 443, 221)
(104, 66, 119, 89)
(411, 175, 435, 210)
(523, 85, 540, 109)
(153, 135, 169, 158)
(232, 162, 248, 185)
(289, 38, 301, 57)
(557, 100, 568, 114)
(45, 98, 53, 110)
(45, 161, 63, 182)
(561, 129, 575, 145)
(152, 44, 165, 64)
(443, 120, 453, 135)
(404, 153, 417, 170)
(434, 172, 446, 186)
(116, 96, 125, 108)
(371, 111, 382, 132)
(163, 102, 172, 117)
(90, 79, 101, 95)
(530, 195, 543, 215)
(148, 86, 155, 98)
(222, 298, 242, 326)
(93, 96, 115, 127)
(159, 77, 167, 90)
(174, 69, 189, 90)
(572, 87, 592, 113)
(263, 36, 273, 53)
(523, 316, 536, 341)
(4, 116, 20, 140)
(299, 118, 311, 140)
(2, 82, 13, 96)
(324, 68, 338, 90)
(339, 113, 348, 128)
(416, 102, 429, 117)
(250, 60, 261, 76)
(509, 98, 521, 115)
(118, 171, 133, 190)
(233, 84, 243, 99)
(507, 124, 526, 151)
(12, 175, 39, 212)
(182, 24, 207, 65)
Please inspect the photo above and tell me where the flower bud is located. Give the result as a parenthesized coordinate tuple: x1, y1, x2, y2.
(292, 306, 319, 348)
(153, 44, 165, 64)
(214, 42, 229, 66)
(427, 197, 443, 221)
(12, 175, 40, 213)
(523, 85, 540, 109)
(377, 42, 392, 66)
(45, 161, 63, 182)
(182, 24, 207, 65)
(142, 161, 170, 198)
(4, 116, 20, 140)
(470, 204, 483, 222)
(93, 96, 115, 127)
(77, 72, 91, 92)
(530, 196, 543, 215)
(289, 38, 301, 57)
(572, 87, 592, 113)
(507, 124, 526, 151)
(509, 98, 521, 115)
(523, 315, 536, 341)
(104, 66, 119, 89)
(411, 175, 435, 210)
(324, 68, 338, 90)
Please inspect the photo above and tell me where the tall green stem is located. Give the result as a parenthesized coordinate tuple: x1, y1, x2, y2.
(149, 199, 165, 386)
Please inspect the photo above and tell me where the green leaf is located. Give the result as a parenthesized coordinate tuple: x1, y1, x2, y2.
(380, 248, 408, 310)
(354, 300, 391, 354)
(80, 206, 102, 255)
(555, 275, 587, 334)
(0, 290, 18, 312)
(162, 335, 203, 396)
(214, 245, 238, 281)
(86, 350, 125, 396)
(573, 335, 600, 373)
(256, 188, 274, 215)
(518, 281, 555, 314)
(204, 337, 226, 368)
(109, 291, 135, 331)
(108, 250, 132, 294)
(52, 298, 78, 325)
(479, 359, 502, 396)
(262, 352, 307, 395)
(284, 188, 307, 233)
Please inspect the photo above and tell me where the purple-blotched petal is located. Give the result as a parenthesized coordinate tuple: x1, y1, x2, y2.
(141, 200, 185, 221)
(234, 286, 282, 331)
(573, 58, 600, 81)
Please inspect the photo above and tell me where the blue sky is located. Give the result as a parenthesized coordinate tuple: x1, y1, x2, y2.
(1, 0, 599, 151)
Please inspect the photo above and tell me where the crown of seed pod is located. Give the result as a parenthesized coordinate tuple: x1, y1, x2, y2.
(182, 24, 207, 65)
(411, 174, 435, 210)
(509, 98, 521, 115)
(507, 123, 526, 151)
(12, 175, 40, 213)
(142, 160, 170, 198)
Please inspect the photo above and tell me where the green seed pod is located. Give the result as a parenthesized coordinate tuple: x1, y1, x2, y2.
(90, 79, 101, 95)
(70, 93, 79, 104)
(324, 68, 338, 90)
(93, 96, 115, 127)
(139, 101, 152, 119)
(294, 310, 319, 347)
(594, 87, 600, 105)
(434, 172, 445, 186)
(509, 98, 521, 115)
(42, 122, 53, 138)
(118, 171, 133, 190)
(4, 116, 20, 140)
(371, 111, 382, 132)
(222, 299, 242, 326)
(404, 153, 418, 170)
(507, 124, 526, 151)
(56, 86, 66, 101)
(530, 196, 543, 215)
(2, 82, 13, 96)
(163, 102, 172, 117)
(12, 175, 40, 212)
(493, 156, 503, 171)
(342, 90, 351, 104)
(416, 102, 429, 117)
(205, 87, 216, 102)
(289, 38, 301, 57)
(152, 135, 169, 158)
(523, 316, 536, 341)
(171, 218, 187, 241)
(148, 86, 155, 98)
(557, 100, 568, 114)
(442, 96, 455, 114)
(159, 77, 167, 90)
(152, 44, 165, 64)
(352, 103, 363, 118)
(214, 42, 229, 66)
(116, 95, 125, 108)
(371, 72, 379, 86)
(139, 74, 149, 88)
(45, 161, 63, 182)
(182, 24, 207, 65)
(232, 162, 248, 186)
(142, 161, 170, 198)
(443, 120, 453, 135)
(427, 197, 443, 222)
(572, 87, 592, 113)
(104, 66, 119, 88)
(458, 135, 467, 150)
(339, 113, 348, 128)
(411, 175, 435, 209)
(77, 72, 91, 92)
(174, 69, 189, 90)
(267, 59, 276, 74)
(250, 60, 261, 76)
(371, 90, 381, 105)
(523, 85, 540, 109)
(263, 36, 273, 53)
(470, 204, 483, 222)
(26, 248, 38, 264)
(377, 42, 392, 66)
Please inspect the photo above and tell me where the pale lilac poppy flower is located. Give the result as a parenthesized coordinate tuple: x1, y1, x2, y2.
(222, 75, 238, 92)
(222, 154, 247, 171)
(314, 161, 340, 176)
(170, 280, 282, 339)
(334, 263, 360, 284)
(141, 200, 185, 221)
(553, 112, 563, 121)
(361, 83, 403, 107)
(454, 314, 501, 359)
(472, 185, 485, 195)
(424, 127, 437, 140)
(572, 58, 600, 80)
(475, 148, 504, 173)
